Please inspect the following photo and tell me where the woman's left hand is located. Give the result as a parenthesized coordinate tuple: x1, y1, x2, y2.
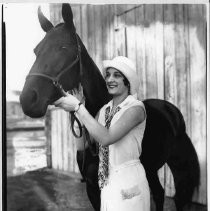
(54, 94, 80, 112)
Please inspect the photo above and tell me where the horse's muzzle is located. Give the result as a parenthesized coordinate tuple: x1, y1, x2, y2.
(19, 88, 48, 118)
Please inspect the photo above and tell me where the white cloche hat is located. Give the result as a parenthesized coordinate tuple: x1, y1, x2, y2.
(103, 56, 140, 95)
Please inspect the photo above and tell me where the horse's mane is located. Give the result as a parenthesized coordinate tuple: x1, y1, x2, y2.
(78, 36, 111, 116)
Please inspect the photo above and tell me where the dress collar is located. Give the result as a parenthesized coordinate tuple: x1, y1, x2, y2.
(106, 95, 133, 110)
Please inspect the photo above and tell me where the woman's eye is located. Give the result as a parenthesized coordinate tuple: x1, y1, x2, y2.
(105, 73, 110, 79)
(114, 73, 122, 78)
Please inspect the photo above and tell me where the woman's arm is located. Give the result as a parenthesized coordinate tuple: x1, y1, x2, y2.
(54, 94, 145, 146)
(76, 104, 145, 146)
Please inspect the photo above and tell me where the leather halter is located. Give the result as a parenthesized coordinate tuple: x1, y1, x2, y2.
(27, 33, 82, 93)
(26, 32, 84, 138)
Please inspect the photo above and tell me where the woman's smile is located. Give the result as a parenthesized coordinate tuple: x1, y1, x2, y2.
(107, 83, 118, 89)
(105, 68, 128, 96)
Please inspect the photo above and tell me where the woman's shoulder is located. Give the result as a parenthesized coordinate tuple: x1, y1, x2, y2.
(123, 95, 145, 109)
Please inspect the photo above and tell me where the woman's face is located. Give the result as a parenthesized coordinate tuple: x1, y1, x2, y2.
(105, 68, 128, 96)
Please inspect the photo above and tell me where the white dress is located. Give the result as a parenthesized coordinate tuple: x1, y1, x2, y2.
(97, 95, 150, 211)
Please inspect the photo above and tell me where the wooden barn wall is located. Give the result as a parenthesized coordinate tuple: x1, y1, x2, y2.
(48, 4, 207, 204)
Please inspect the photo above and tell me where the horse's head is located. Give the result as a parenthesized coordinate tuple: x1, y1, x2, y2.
(20, 4, 81, 118)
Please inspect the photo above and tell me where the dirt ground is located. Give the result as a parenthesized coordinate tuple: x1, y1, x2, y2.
(7, 168, 207, 211)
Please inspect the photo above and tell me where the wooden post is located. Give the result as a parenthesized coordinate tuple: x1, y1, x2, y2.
(45, 108, 52, 168)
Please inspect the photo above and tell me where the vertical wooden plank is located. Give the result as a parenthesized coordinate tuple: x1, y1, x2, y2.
(188, 4, 207, 204)
(68, 123, 74, 172)
(175, 5, 188, 126)
(72, 5, 81, 37)
(164, 4, 177, 104)
(125, 7, 136, 63)
(67, 116, 72, 172)
(87, 5, 95, 60)
(135, 5, 146, 100)
(45, 109, 52, 168)
(57, 110, 62, 170)
(184, 4, 192, 137)
(108, 5, 116, 59)
(144, 4, 158, 99)
(155, 4, 164, 100)
(101, 5, 109, 60)
(115, 26, 126, 57)
(51, 109, 58, 169)
(51, 110, 55, 169)
(62, 111, 68, 171)
(163, 4, 177, 197)
(54, 109, 59, 170)
(154, 4, 165, 187)
(94, 5, 103, 71)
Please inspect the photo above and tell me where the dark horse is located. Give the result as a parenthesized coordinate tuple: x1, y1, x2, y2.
(20, 4, 200, 211)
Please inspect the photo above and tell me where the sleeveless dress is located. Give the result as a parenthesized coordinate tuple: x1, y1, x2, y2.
(97, 95, 150, 211)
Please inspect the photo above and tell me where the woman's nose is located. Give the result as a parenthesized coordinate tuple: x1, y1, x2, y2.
(107, 75, 114, 82)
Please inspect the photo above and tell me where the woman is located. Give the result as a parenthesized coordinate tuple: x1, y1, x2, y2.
(54, 56, 150, 211)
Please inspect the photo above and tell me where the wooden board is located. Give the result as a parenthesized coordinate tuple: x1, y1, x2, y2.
(188, 4, 207, 204)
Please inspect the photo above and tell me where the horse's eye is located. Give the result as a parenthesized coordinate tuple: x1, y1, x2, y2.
(60, 46, 68, 50)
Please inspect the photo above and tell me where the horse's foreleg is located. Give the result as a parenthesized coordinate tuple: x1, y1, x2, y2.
(146, 170, 164, 211)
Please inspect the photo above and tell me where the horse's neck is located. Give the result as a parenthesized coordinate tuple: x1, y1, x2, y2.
(81, 48, 111, 117)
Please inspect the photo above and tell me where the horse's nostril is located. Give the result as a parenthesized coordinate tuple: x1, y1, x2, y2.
(31, 89, 39, 105)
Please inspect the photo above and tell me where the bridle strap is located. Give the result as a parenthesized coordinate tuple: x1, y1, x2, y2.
(26, 55, 80, 83)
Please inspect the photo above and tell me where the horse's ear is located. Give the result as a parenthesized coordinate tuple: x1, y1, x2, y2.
(38, 6, 53, 32)
(62, 4, 75, 29)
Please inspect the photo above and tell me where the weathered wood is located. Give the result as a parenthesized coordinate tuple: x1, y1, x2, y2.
(94, 5, 103, 70)
(174, 4, 188, 124)
(87, 5, 95, 59)
(135, 5, 146, 100)
(155, 4, 164, 100)
(62, 111, 68, 171)
(115, 26, 126, 57)
(72, 5, 81, 37)
(144, 4, 158, 99)
(188, 4, 207, 204)
(153, 4, 165, 185)
(125, 4, 136, 62)
(45, 109, 52, 168)
(163, 4, 177, 198)
(109, 5, 116, 59)
(101, 5, 110, 60)
(183, 4, 192, 136)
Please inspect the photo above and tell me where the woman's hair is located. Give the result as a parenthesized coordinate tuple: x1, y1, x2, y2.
(119, 71, 131, 94)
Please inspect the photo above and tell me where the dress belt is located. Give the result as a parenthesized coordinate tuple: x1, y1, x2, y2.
(109, 159, 141, 173)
